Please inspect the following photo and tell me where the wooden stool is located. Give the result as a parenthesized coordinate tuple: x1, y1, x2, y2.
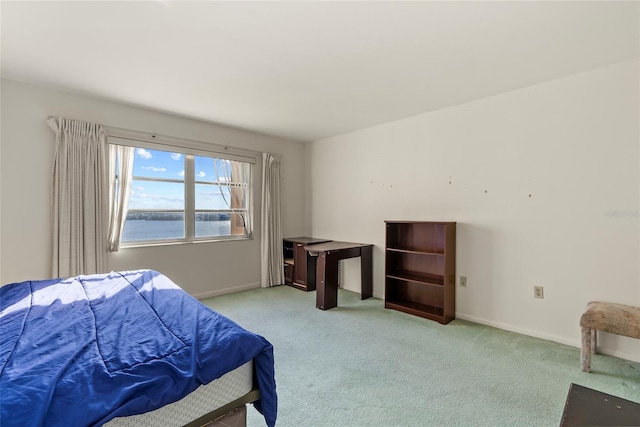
(580, 301, 640, 372)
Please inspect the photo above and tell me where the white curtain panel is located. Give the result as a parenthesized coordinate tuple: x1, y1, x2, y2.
(48, 117, 108, 277)
(107, 145, 134, 251)
(221, 159, 253, 236)
(260, 153, 284, 287)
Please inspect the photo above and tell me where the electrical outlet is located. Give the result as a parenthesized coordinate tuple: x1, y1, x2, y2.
(534, 286, 544, 299)
(460, 276, 467, 287)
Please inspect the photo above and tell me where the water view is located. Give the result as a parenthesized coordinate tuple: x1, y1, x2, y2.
(122, 213, 231, 241)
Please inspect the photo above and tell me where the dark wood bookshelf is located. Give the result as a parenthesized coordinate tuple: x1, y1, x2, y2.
(384, 221, 456, 324)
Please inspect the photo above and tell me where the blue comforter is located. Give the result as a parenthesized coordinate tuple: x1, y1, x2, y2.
(0, 270, 277, 427)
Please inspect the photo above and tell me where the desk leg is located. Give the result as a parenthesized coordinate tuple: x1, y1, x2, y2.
(306, 252, 317, 291)
(360, 245, 373, 300)
(316, 252, 338, 310)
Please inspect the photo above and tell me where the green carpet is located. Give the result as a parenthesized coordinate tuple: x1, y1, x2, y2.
(202, 286, 640, 426)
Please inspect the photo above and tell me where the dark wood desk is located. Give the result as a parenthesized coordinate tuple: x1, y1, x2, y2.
(560, 383, 640, 426)
(283, 237, 332, 291)
(304, 241, 373, 310)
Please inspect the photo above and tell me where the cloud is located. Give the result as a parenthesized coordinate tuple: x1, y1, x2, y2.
(200, 191, 223, 197)
(197, 171, 206, 178)
(132, 193, 182, 202)
(128, 192, 185, 210)
(142, 166, 166, 172)
(171, 153, 182, 160)
(178, 170, 185, 177)
(136, 148, 152, 159)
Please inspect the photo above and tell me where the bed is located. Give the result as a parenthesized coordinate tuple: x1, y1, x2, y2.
(0, 269, 277, 427)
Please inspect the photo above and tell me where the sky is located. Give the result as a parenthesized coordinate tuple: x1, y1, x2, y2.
(128, 148, 236, 211)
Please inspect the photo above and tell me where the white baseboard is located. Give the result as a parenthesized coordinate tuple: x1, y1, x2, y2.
(598, 347, 640, 363)
(455, 313, 640, 364)
(193, 282, 261, 300)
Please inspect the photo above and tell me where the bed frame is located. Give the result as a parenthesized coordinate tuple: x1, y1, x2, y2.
(187, 389, 260, 427)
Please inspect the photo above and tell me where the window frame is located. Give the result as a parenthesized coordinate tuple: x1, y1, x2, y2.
(108, 134, 257, 248)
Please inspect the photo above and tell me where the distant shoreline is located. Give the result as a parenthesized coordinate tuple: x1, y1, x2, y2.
(126, 212, 231, 221)
(122, 219, 231, 241)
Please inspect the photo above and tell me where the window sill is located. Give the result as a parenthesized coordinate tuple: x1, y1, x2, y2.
(118, 235, 253, 250)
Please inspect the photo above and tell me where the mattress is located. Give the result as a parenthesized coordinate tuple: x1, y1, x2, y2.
(105, 360, 254, 427)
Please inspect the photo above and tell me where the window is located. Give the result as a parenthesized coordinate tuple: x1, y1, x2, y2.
(112, 144, 253, 246)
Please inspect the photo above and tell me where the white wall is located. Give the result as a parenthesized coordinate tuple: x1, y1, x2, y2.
(306, 60, 640, 361)
(0, 79, 306, 297)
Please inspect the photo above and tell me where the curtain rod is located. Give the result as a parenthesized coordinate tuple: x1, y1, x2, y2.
(46, 115, 264, 159)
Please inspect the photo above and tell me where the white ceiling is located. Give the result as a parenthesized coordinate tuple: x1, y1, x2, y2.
(1, 1, 638, 142)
